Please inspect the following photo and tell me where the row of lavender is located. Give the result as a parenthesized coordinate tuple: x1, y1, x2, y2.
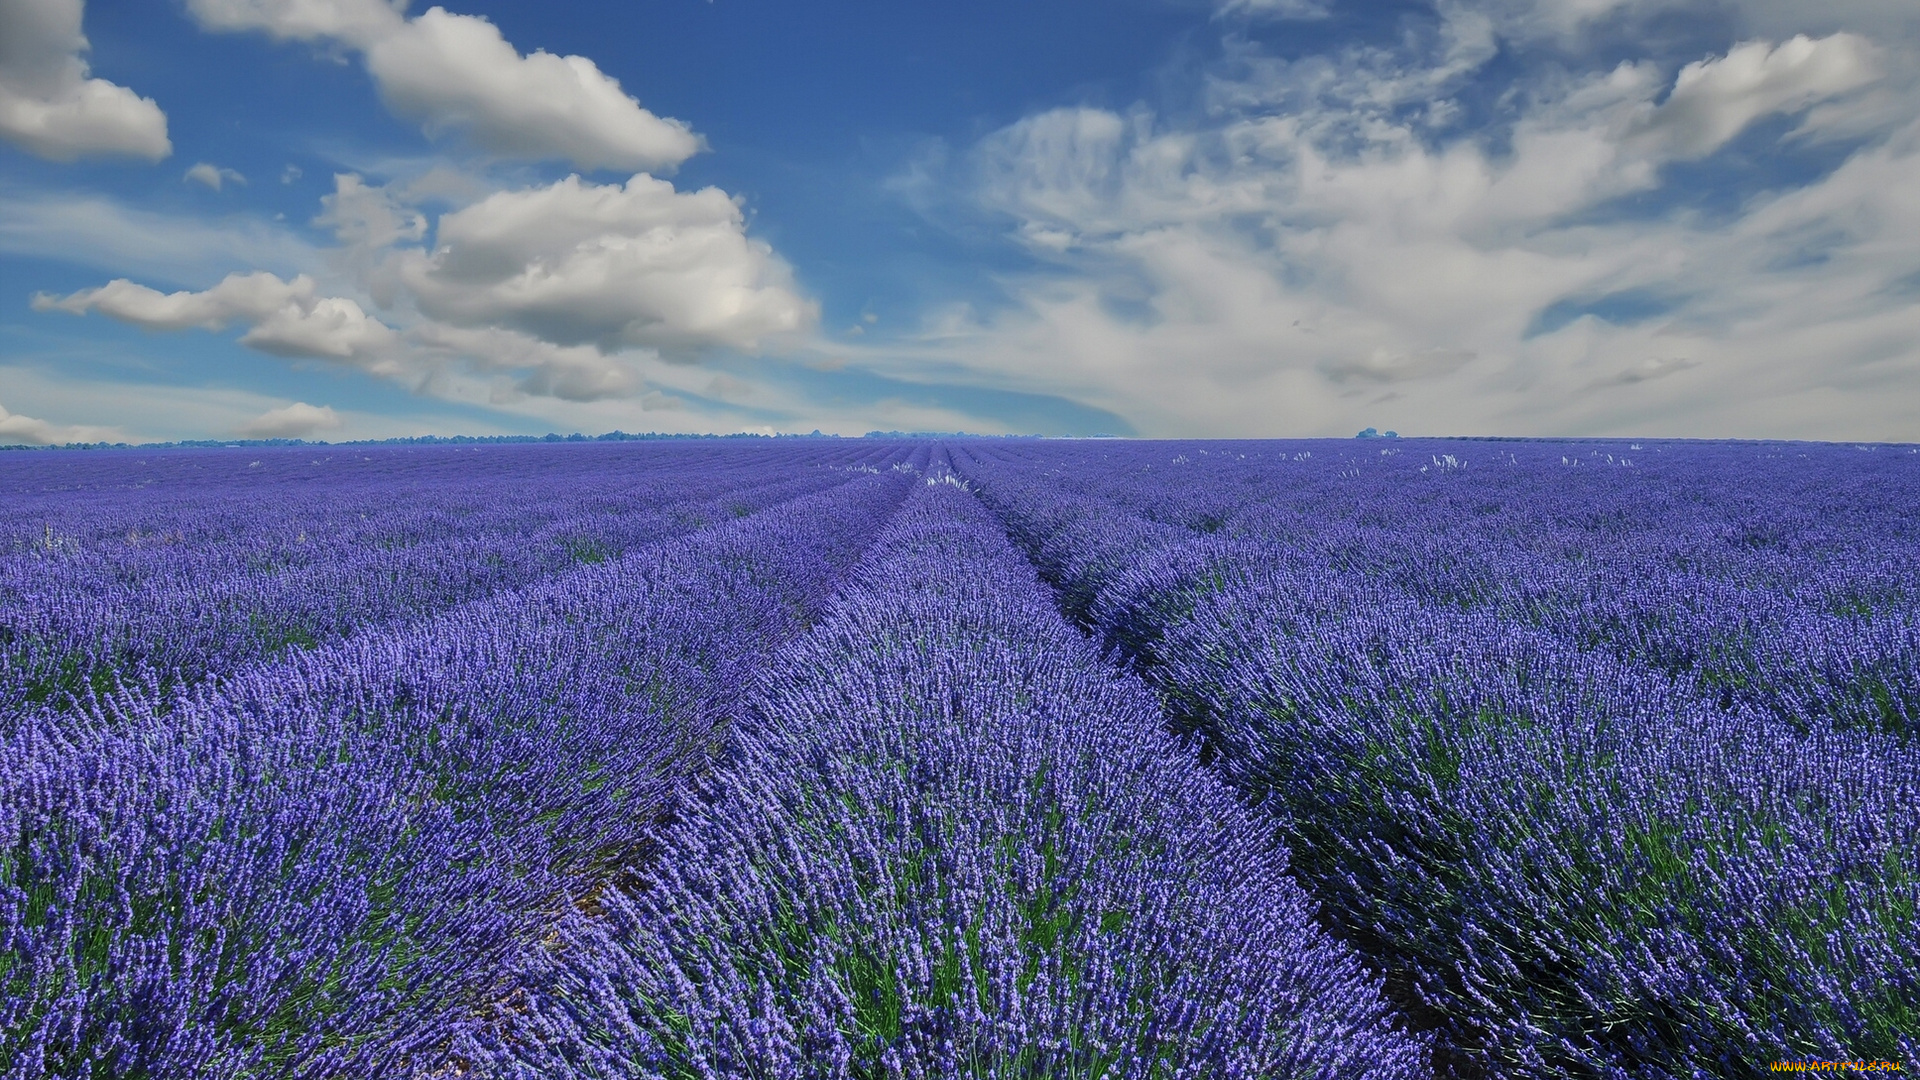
(953, 440, 1920, 1078)
(472, 468, 1428, 1078)
(1, 443, 888, 720)
(2, 446, 921, 1078)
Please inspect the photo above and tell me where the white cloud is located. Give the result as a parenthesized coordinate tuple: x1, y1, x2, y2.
(241, 294, 396, 358)
(975, 109, 1134, 236)
(0, 397, 121, 444)
(1627, 34, 1880, 160)
(237, 400, 342, 437)
(30, 172, 810, 406)
(28, 173, 767, 405)
(397, 172, 816, 353)
(1216, 0, 1331, 19)
(0, 0, 170, 161)
(34, 270, 399, 363)
(363, 8, 700, 171)
(878, 17, 1920, 440)
(315, 171, 426, 249)
(187, 0, 700, 171)
(37, 270, 312, 329)
(184, 162, 248, 190)
(22, 4, 803, 424)
(184, 0, 404, 44)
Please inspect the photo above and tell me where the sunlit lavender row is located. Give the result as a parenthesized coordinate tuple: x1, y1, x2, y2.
(3, 437, 1913, 1078)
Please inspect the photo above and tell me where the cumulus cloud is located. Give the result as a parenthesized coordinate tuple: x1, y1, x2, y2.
(0, 398, 119, 444)
(186, 0, 699, 171)
(0, 0, 170, 161)
(242, 295, 396, 358)
(34, 165, 816, 408)
(362, 9, 699, 171)
(185, 162, 247, 190)
(237, 400, 342, 437)
(34, 270, 310, 329)
(34, 270, 398, 362)
(397, 172, 816, 353)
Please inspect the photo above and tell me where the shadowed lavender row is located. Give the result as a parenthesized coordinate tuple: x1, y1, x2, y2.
(479, 465, 1428, 1079)
(2, 443, 899, 720)
(953, 440, 1920, 1078)
(0, 464, 917, 1079)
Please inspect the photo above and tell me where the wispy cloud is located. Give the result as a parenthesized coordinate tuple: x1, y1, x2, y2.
(876, 1, 1920, 438)
(0, 364, 514, 442)
(0, 189, 319, 285)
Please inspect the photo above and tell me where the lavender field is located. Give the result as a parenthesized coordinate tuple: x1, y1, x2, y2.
(2, 438, 1915, 1079)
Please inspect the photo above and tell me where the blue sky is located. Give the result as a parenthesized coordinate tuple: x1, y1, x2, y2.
(2, 0, 1918, 442)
